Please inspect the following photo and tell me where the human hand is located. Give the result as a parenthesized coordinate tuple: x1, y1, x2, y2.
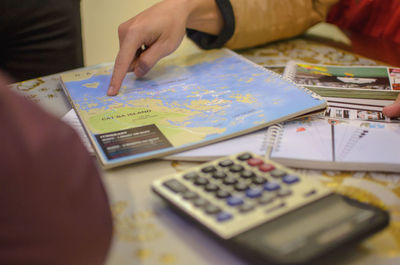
(107, 0, 189, 96)
(383, 94, 400, 118)
(107, 0, 223, 96)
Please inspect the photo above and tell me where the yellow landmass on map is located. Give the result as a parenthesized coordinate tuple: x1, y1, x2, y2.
(87, 103, 99, 108)
(78, 98, 226, 146)
(239, 77, 254, 83)
(230, 93, 256, 104)
(186, 89, 213, 98)
(83, 82, 100, 88)
(186, 88, 230, 99)
(61, 65, 113, 82)
(185, 98, 230, 112)
(159, 125, 226, 146)
(109, 102, 125, 109)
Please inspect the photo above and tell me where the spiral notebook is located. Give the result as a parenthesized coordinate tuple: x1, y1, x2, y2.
(284, 61, 400, 100)
(61, 49, 326, 168)
(164, 128, 271, 161)
(266, 117, 400, 172)
(167, 116, 400, 173)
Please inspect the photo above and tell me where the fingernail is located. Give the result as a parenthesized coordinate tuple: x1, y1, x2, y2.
(135, 66, 145, 77)
(107, 86, 115, 96)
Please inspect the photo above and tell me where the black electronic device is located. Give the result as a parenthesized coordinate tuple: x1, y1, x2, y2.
(152, 152, 389, 265)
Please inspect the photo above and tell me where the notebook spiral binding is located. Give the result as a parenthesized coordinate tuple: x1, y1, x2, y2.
(282, 61, 324, 101)
(263, 124, 283, 158)
(226, 51, 324, 101)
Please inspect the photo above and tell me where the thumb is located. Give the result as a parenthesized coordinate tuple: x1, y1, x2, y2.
(383, 94, 400, 118)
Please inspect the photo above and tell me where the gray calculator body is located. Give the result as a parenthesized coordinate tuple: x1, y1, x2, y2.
(152, 152, 389, 265)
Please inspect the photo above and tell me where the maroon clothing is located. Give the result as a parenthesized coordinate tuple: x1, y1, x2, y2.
(326, 0, 400, 66)
(0, 74, 113, 265)
(327, 0, 400, 43)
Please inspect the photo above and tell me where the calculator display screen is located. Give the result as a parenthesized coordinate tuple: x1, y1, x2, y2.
(263, 197, 359, 250)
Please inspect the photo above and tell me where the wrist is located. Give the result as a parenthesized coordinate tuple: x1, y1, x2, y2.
(167, 0, 224, 35)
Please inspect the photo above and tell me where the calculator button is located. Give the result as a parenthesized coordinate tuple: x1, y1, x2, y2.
(264, 182, 281, 191)
(240, 170, 255, 179)
(246, 188, 263, 198)
(205, 183, 220, 192)
(253, 176, 267, 185)
(266, 202, 286, 213)
(194, 177, 209, 186)
(216, 212, 233, 222)
(182, 191, 198, 200)
(283, 175, 300, 184)
(193, 198, 209, 207)
(237, 153, 252, 161)
(204, 205, 221, 215)
(234, 182, 249, 192)
(212, 171, 227, 179)
(238, 204, 255, 213)
(259, 163, 275, 172)
(152, 152, 336, 241)
(163, 179, 188, 193)
(183, 172, 199, 181)
(223, 176, 238, 185)
(219, 159, 234, 167)
(227, 196, 244, 206)
(277, 189, 292, 197)
(202, 165, 216, 173)
(216, 190, 231, 199)
(259, 194, 275, 205)
(247, 158, 264, 167)
(271, 169, 287, 178)
(230, 164, 244, 173)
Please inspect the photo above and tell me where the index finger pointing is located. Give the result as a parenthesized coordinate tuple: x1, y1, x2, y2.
(108, 37, 142, 96)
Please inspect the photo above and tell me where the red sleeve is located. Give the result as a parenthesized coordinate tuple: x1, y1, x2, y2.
(327, 0, 400, 43)
(0, 74, 113, 265)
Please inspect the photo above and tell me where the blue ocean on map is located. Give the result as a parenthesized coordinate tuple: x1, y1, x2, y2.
(63, 49, 326, 167)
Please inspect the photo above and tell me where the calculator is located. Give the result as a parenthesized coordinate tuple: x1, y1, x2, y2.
(152, 152, 389, 265)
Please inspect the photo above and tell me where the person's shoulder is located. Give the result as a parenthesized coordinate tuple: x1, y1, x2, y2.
(0, 73, 113, 265)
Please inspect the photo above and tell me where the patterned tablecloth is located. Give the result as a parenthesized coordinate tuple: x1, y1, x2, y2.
(12, 36, 400, 265)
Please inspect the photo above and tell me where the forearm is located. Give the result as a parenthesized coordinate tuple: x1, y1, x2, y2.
(187, 0, 339, 50)
(225, 0, 339, 49)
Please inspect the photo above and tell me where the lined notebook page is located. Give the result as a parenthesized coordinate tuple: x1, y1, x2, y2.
(270, 118, 400, 170)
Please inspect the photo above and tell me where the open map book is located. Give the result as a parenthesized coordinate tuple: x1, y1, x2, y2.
(61, 49, 326, 168)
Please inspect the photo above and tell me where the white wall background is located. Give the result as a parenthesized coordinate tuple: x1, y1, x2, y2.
(80, 1, 347, 66)
(81, 0, 199, 66)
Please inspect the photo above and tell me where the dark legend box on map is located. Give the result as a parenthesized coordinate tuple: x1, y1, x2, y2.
(95, 125, 172, 160)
